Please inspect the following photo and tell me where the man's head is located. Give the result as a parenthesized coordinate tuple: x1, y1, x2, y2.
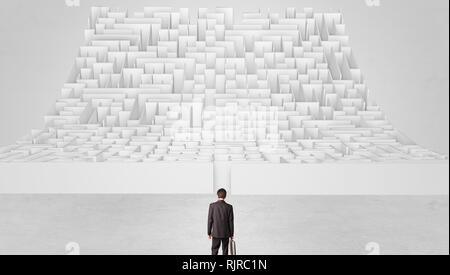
(217, 188, 227, 200)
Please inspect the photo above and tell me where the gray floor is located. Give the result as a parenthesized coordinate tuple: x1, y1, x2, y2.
(0, 195, 448, 255)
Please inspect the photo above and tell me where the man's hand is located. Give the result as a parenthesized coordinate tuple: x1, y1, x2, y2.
(208, 235, 212, 240)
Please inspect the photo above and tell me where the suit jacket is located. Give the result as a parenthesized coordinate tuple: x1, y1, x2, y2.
(208, 200, 234, 238)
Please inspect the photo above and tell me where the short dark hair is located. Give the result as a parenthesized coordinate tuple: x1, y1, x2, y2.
(217, 188, 227, 199)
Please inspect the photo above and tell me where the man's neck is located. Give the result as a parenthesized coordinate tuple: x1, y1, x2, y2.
(218, 198, 225, 201)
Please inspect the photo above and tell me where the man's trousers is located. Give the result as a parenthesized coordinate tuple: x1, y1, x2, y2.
(212, 237, 229, 255)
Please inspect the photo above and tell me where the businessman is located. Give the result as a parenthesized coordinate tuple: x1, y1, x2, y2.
(208, 188, 234, 255)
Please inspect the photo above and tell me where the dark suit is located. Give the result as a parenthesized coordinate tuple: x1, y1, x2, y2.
(208, 200, 234, 255)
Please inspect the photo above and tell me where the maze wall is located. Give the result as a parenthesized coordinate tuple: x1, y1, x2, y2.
(0, 7, 445, 164)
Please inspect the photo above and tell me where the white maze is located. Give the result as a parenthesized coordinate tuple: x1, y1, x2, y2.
(0, 7, 445, 164)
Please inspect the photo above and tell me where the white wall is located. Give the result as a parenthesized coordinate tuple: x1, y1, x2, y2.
(1, 162, 448, 194)
(0, 163, 214, 193)
(231, 162, 449, 195)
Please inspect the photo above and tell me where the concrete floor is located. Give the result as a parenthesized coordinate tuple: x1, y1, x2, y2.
(0, 195, 448, 255)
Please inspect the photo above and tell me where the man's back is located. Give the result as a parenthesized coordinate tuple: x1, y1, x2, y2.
(208, 200, 234, 238)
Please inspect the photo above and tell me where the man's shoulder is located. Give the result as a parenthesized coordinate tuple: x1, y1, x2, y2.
(210, 201, 233, 208)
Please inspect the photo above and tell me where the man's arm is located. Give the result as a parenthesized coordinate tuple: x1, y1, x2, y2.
(229, 205, 234, 239)
(207, 204, 213, 237)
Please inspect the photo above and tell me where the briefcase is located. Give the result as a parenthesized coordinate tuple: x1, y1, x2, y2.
(229, 239, 237, 255)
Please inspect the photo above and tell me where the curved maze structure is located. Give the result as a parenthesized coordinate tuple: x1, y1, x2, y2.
(0, 7, 447, 194)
